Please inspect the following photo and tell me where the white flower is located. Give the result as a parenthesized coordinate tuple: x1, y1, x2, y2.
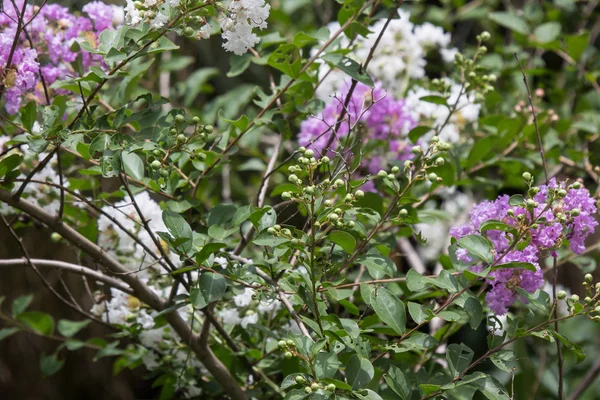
(199, 24, 211, 39)
(241, 311, 258, 328)
(214, 256, 228, 269)
(219, 308, 241, 325)
(258, 298, 281, 314)
(233, 287, 255, 307)
(124, 0, 141, 25)
(111, 5, 125, 26)
(220, 0, 270, 55)
(414, 22, 451, 48)
(151, 12, 169, 29)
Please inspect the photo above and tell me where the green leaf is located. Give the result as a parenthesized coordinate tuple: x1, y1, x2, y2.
(346, 354, 374, 390)
(0, 327, 19, 341)
(195, 243, 227, 265)
(162, 210, 193, 253)
(489, 350, 516, 373)
(458, 235, 494, 264)
(357, 255, 395, 279)
(464, 297, 483, 330)
(566, 33, 589, 62)
(419, 95, 448, 106)
(18, 311, 55, 335)
(508, 195, 524, 206)
(40, 352, 64, 376)
(551, 330, 586, 363)
(384, 366, 411, 400)
(20, 101, 36, 132)
(200, 272, 227, 305)
(480, 220, 517, 236)
(447, 343, 474, 378)
(372, 288, 406, 335)
(121, 151, 144, 180)
(329, 230, 356, 253)
(488, 12, 530, 35)
(492, 262, 536, 272)
(12, 294, 33, 317)
(473, 376, 510, 400)
(533, 22, 561, 44)
(408, 126, 432, 143)
(57, 319, 91, 338)
(407, 302, 431, 324)
(315, 352, 341, 379)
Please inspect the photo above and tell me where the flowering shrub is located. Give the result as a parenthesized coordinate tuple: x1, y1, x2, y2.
(1, 1, 600, 400)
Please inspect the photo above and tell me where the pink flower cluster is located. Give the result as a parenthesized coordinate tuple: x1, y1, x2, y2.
(0, 1, 118, 114)
(298, 80, 416, 177)
(451, 179, 598, 315)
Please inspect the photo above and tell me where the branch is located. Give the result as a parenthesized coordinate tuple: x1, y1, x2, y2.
(0, 189, 247, 400)
(0, 258, 133, 294)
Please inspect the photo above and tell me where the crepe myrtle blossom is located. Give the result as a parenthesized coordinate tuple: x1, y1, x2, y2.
(450, 178, 598, 315)
(0, 1, 120, 113)
(298, 80, 416, 174)
(220, 0, 271, 55)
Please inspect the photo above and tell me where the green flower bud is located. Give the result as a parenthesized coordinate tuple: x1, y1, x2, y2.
(288, 174, 298, 183)
(427, 173, 438, 182)
(284, 351, 293, 359)
(311, 383, 320, 391)
(596, 306, 600, 313)
(282, 192, 292, 200)
(435, 157, 445, 166)
(391, 166, 400, 174)
(398, 209, 408, 217)
(454, 52, 464, 63)
(160, 169, 169, 178)
(184, 26, 194, 36)
(303, 186, 315, 195)
(571, 208, 581, 217)
(304, 149, 314, 157)
(286, 339, 294, 346)
(152, 149, 162, 156)
(572, 182, 581, 189)
(175, 114, 185, 123)
(291, 238, 300, 245)
(571, 294, 580, 302)
(526, 199, 536, 208)
(522, 172, 532, 181)
(321, 156, 330, 163)
(295, 376, 306, 384)
(557, 189, 567, 198)
(278, 340, 287, 348)
(585, 297, 593, 303)
(324, 200, 333, 207)
(557, 290, 567, 300)
(334, 179, 344, 187)
(304, 387, 312, 394)
(326, 384, 336, 391)
(377, 170, 388, 177)
(267, 227, 276, 234)
(347, 221, 355, 228)
(151, 160, 162, 169)
(480, 31, 491, 41)
(387, 173, 395, 180)
(585, 274, 593, 283)
(192, 116, 201, 124)
(204, 125, 214, 133)
(355, 190, 365, 198)
(328, 213, 339, 222)
(298, 147, 306, 153)
(50, 232, 62, 243)
(411, 145, 422, 154)
(177, 134, 187, 143)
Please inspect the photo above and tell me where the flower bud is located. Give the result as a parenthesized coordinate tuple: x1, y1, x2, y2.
(298, 147, 306, 153)
(295, 376, 306, 384)
(328, 213, 339, 222)
(347, 221, 355, 228)
(278, 340, 287, 349)
(557, 189, 567, 198)
(284, 351, 293, 359)
(398, 209, 408, 217)
(282, 192, 292, 200)
(321, 156, 330, 163)
(522, 172, 532, 181)
(411, 145, 422, 155)
(50, 232, 62, 242)
(288, 174, 298, 183)
(355, 190, 365, 198)
(151, 160, 161, 169)
(311, 383, 320, 391)
(326, 384, 336, 391)
(267, 227, 276, 234)
(585, 274, 593, 283)
(571, 208, 581, 217)
(572, 182, 581, 189)
(377, 170, 387, 177)
(427, 173, 438, 182)
(480, 31, 491, 41)
(435, 157, 445, 166)
(303, 186, 314, 195)
(571, 294, 580, 302)
(304, 149, 314, 157)
(175, 114, 185, 123)
(304, 387, 312, 394)
(557, 290, 567, 300)
(585, 297, 593, 303)
(391, 166, 400, 174)
(334, 179, 344, 187)
(324, 200, 333, 207)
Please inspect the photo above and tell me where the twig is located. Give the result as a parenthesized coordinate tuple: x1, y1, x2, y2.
(515, 53, 548, 184)
(0, 258, 133, 294)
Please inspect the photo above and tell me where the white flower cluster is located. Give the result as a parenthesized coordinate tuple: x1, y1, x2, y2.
(220, 0, 271, 55)
(124, 0, 171, 29)
(317, 10, 458, 99)
(97, 191, 181, 274)
(405, 81, 481, 143)
(219, 286, 282, 328)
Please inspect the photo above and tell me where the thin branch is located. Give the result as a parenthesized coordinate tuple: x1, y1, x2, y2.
(0, 258, 133, 294)
(515, 53, 548, 184)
